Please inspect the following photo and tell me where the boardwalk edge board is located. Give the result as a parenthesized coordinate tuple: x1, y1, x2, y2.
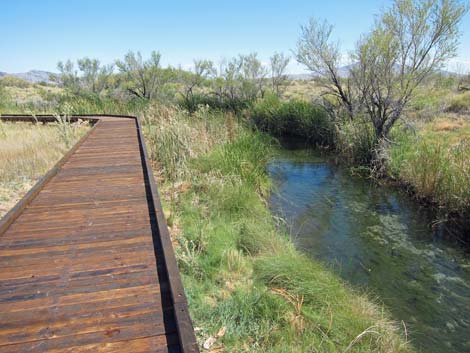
(0, 114, 199, 353)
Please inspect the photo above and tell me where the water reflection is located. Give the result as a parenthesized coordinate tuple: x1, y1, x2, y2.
(268, 148, 470, 353)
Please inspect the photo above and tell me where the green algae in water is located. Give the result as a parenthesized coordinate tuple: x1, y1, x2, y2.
(268, 148, 470, 353)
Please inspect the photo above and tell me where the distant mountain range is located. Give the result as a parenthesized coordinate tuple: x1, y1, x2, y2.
(0, 70, 55, 84)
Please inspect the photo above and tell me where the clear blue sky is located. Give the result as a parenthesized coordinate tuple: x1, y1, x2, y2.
(1, 0, 469, 74)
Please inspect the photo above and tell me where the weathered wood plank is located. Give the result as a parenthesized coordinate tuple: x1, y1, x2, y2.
(0, 115, 198, 352)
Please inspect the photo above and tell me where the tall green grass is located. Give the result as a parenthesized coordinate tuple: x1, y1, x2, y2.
(388, 126, 470, 215)
(335, 117, 377, 165)
(250, 94, 335, 146)
(178, 92, 251, 114)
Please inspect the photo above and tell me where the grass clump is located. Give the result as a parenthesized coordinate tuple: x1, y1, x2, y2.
(144, 105, 412, 352)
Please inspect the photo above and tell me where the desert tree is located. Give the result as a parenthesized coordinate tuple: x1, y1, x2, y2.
(77, 57, 114, 94)
(181, 59, 216, 112)
(296, 0, 467, 140)
(214, 57, 244, 102)
(77, 58, 100, 93)
(270, 52, 290, 96)
(210, 54, 267, 110)
(296, 19, 356, 119)
(57, 60, 80, 93)
(353, 0, 468, 139)
(239, 53, 268, 100)
(115, 51, 163, 99)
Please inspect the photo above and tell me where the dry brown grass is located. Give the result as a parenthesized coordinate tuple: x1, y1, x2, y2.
(432, 119, 465, 131)
(282, 79, 324, 101)
(0, 120, 89, 218)
(141, 103, 240, 181)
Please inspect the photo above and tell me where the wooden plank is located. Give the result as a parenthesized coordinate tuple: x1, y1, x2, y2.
(135, 118, 199, 353)
(0, 115, 198, 353)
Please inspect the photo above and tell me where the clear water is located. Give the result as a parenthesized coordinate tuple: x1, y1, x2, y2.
(267, 147, 470, 353)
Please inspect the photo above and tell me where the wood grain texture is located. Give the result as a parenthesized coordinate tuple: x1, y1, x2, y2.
(0, 116, 198, 353)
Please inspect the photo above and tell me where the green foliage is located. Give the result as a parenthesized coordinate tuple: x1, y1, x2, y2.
(115, 50, 164, 99)
(143, 105, 193, 181)
(57, 59, 80, 93)
(197, 131, 273, 192)
(56, 93, 149, 115)
(54, 114, 74, 148)
(251, 94, 334, 146)
(0, 87, 17, 114)
(388, 127, 470, 214)
(177, 92, 252, 114)
(335, 117, 377, 165)
(269, 52, 290, 96)
(208, 287, 290, 348)
(0, 86, 9, 109)
(254, 253, 394, 351)
(296, 0, 468, 143)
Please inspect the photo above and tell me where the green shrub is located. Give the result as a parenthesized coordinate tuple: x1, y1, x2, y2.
(0, 86, 9, 110)
(335, 117, 377, 165)
(250, 94, 334, 146)
(209, 287, 290, 347)
(178, 93, 251, 113)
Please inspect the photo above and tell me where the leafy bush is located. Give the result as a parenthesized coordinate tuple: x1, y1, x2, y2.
(335, 117, 377, 165)
(0, 86, 10, 110)
(177, 92, 251, 113)
(250, 94, 334, 146)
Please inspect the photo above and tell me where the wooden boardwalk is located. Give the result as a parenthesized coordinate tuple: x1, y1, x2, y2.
(0, 116, 198, 353)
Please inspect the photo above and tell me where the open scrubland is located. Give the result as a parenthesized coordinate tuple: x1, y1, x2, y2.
(1, 69, 469, 353)
(1, 66, 468, 352)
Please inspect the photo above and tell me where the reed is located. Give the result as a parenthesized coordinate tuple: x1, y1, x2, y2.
(389, 120, 470, 214)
